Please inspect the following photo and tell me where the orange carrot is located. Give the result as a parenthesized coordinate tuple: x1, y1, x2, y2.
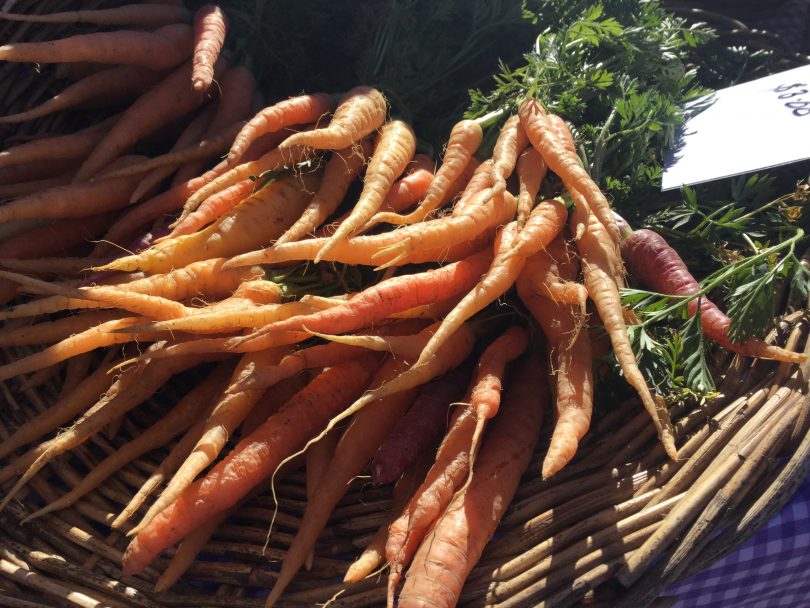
(0, 310, 120, 347)
(519, 99, 620, 244)
(0, 66, 161, 124)
(228, 93, 336, 166)
(316, 121, 416, 262)
(372, 119, 483, 226)
(121, 355, 380, 575)
(571, 202, 676, 458)
(240, 373, 310, 436)
(396, 354, 548, 608)
(281, 86, 387, 151)
(508, 197, 568, 258)
(517, 243, 592, 478)
(0, 213, 114, 259)
(0, 5, 192, 26)
(231, 251, 493, 352)
(451, 158, 494, 215)
(95, 172, 320, 273)
(0, 122, 110, 168)
(515, 147, 547, 227)
(191, 4, 228, 92)
(0, 23, 193, 70)
(490, 114, 529, 196)
(167, 179, 254, 237)
(74, 58, 225, 181)
(519, 234, 588, 308)
(304, 426, 340, 569)
(276, 139, 372, 245)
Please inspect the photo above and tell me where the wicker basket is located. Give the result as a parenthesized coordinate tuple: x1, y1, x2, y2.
(1, 3, 809, 608)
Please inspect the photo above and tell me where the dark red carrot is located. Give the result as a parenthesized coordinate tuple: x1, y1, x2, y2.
(620, 226, 805, 363)
(370, 368, 468, 485)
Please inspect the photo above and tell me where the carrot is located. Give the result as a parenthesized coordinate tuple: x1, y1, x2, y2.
(451, 157, 494, 215)
(121, 354, 380, 575)
(276, 139, 372, 245)
(126, 104, 217, 203)
(281, 86, 387, 151)
(0, 158, 80, 186)
(490, 114, 529, 196)
(517, 244, 593, 478)
(404, 222, 526, 371)
(23, 364, 231, 521)
(0, 256, 106, 277)
(515, 146, 547, 227)
(228, 93, 336, 166)
(0, 175, 75, 198)
(315, 121, 416, 262)
(231, 251, 493, 352)
(518, 99, 620, 244)
(129, 349, 289, 535)
(515, 235, 588, 308)
(167, 179, 254, 237)
(0, 122, 112, 170)
(396, 354, 548, 608)
(621, 226, 806, 363)
(0, 356, 117, 461)
(304, 426, 340, 569)
(191, 4, 228, 92)
(0, 5, 192, 26)
(571, 202, 677, 458)
(0, 213, 114, 259)
(96, 172, 321, 273)
(240, 373, 310, 436)
(370, 119, 482, 226)
(0, 310, 120, 346)
(74, 58, 226, 182)
(370, 368, 468, 484)
(0, 23, 193, 70)
(174, 65, 257, 183)
(508, 197, 568, 258)
(225, 189, 514, 269)
(177, 138, 314, 222)
(0, 65, 161, 124)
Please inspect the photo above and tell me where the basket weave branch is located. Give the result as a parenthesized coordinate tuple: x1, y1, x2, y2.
(1, 2, 810, 608)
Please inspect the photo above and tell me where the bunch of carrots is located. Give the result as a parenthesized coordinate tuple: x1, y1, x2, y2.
(0, 3, 806, 607)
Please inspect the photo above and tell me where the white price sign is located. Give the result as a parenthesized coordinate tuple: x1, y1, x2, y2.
(661, 63, 810, 191)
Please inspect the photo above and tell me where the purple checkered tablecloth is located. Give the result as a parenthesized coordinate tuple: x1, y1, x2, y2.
(662, 473, 810, 606)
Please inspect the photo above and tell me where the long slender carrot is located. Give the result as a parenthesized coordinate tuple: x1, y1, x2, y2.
(517, 244, 593, 478)
(304, 426, 340, 570)
(280, 86, 387, 150)
(515, 146, 547, 228)
(451, 158, 494, 216)
(191, 4, 228, 92)
(571, 202, 677, 458)
(122, 354, 380, 575)
(0, 256, 106, 277)
(508, 197, 568, 259)
(371, 119, 482, 226)
(490, 114, 529, 196)
(0, 65, 161, 124)
(23, 365, 231, 521)
(396, 354, 548, 608)
(74, 58, 226, 181)
(0, 311, 120, 347)
(0, 175, 74, 198)
(228, 93, 336, 166)
(95, 172, 321, 273)
(240, 373, 311, 436)
(0, 5, 192, 26)
(0, 213, 115, 259)
(166, 179, 254, 238)
(0, 123, 110, 167)
(276, 139, 372, 245)
(230, 251, 493, 352)
(0, 23, 193, 70)
(315, 121, 416, 263)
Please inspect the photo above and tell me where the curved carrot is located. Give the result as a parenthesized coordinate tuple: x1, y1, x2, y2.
(0, 23, 193, 70)
(451, 158, 494, 215)
(372, 119, 482, 225)
(281, 86, 387, 150)
(508, 197, 568, 258)
(315, 120, 416, 262)
(191, 4, 228, 92)
(490, 114, 529, 196)
(0, 66, 161, 124)
(122, 355, 380, 575)
(0, 5, 192, 26)
(74, 58, 226, 181)
(515, 146, 547, 228)
(276, 139, 372, 245)
(519, 234, 588, 308)
(167, 179, 254, 237)
(571, 202, 677, 458)
(228, 93, 336, 166)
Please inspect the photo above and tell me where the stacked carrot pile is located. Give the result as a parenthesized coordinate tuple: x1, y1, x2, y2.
(0, 4, 806, 608)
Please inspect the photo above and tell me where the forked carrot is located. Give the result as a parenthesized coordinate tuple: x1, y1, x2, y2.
(228, 93, 336, 166)
(0, 23, 193, 70)
(396, 354, 548, 608)
(371, 119, 482, 225)
(515, 147, 547, 227)
(122, 355, 380, 575)
(570, 202, 676, 458)
(0, 5, 192, 26)
(191, 4, 228, 92)
(315, 121, 416, 262)
(516, 235, 588, 308)
(280, 86, 387, 150)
